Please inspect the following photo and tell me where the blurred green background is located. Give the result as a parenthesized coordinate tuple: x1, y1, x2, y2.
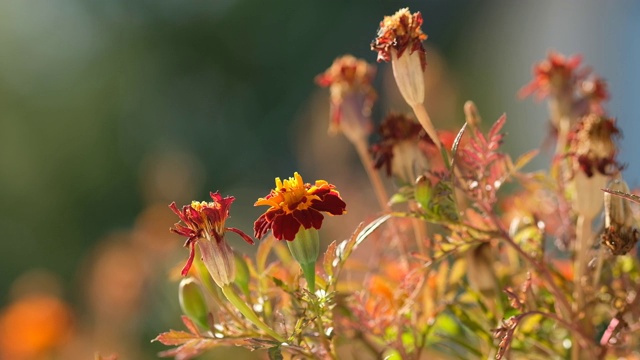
(1, 0, 639, 358)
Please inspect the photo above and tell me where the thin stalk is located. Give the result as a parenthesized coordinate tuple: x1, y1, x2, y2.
(313, 301, 336, 360)
(572, 214, 594, 360)
(353, 137, 409, 262)
(409, 199, 428, 255)
(484, 208, 573, 321)
(353, 138, 391, 212)
(221, 285, 286, 343)
(411, 103, 442, 150)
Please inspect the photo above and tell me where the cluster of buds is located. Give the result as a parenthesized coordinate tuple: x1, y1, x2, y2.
(492, 316, 519, 360)
(602, 179, 639, 255)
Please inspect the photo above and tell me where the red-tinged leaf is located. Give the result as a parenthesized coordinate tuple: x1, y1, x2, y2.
(157, 338, 221, 360)
(153, 330, 201, 346)
(602, 188, 640, 205)
(181, 315, 201, 336)
(323, 240, 338, 279)
(488, 114, 507, 141)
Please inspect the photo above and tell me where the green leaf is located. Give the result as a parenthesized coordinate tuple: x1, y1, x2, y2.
(268, 346, 283, 360)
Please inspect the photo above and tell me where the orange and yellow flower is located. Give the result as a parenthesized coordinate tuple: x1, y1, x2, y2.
(169, 192, 254, 277)
(254, 172, 346, 241)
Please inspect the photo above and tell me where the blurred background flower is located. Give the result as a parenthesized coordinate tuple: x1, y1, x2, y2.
(0, 0, 639, 358)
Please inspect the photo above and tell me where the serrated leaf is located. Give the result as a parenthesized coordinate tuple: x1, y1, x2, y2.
(450, 122, 468, 171)
(153, 330, 200, 346)
(323, 240, 337, 280)
(512, 149, 539, 172)
(602, 188, 640, 205)
(355, 214, 390, 247)
(488, 114, 507, 140)
(256, 236, 276, 272)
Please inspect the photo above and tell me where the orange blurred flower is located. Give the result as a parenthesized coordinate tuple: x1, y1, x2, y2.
(0, 295, 73, 360)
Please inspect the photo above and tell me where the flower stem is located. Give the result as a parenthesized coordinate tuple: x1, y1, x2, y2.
(300, 262, 316, 293)
(411, 103, 441, 150)
(353, 138, 391, 212)
(221, 285, 286, 343)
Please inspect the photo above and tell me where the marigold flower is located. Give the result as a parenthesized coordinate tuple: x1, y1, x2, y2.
(315, 55, 376, 143)
(254, 172, 346, 241)
(169, 192, 254, 285)
(519, 51, 583, 101)
(370, 113, 434, 183)
(371, 8, 427, 107)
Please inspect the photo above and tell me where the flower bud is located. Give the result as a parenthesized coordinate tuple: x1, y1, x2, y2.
(414, 175, 433, 211)
(178, 277, 209, 329)
(463, 101, 481, 128)
(602, 179, 639, 255)
(288, 227, 320, 292)
(199, 239, 236, 288)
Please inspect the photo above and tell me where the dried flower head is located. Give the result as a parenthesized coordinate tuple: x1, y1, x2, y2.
(602, 179, 639, 255)
(568, 114, 621, 178)
(372, 8, 427, 106)
(254, 172, 346, 241)
(169, 192, 254, 285)
(370, 113, 434, 183)
(315, 55, 376, 142)
(371, 8, 427, 69)
(519, 52, 583, 100)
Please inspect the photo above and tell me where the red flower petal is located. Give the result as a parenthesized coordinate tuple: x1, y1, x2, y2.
(180, 242, 197, 276)
(272, 213, 301, 241)
(292, 208, 324, 230)
(311, 192, 347, 215)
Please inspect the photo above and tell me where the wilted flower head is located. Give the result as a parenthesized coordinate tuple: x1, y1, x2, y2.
(370, 113, 434, 183)
(372, 8, 427, 106)
(568, 114, 621, 178)
(254, 172, 346, 241)
(371, 8, 427, 69)
(315, 55, 376, 143)
(519, 52, 583, 100)
(169, 192, 254, 286)
(602, 179, 639, 255)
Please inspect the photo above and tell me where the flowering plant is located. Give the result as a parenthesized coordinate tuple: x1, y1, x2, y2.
(154, 7, 640, 360)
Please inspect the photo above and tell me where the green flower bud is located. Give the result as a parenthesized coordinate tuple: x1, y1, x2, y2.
(179, 277, 209, 329)
(288, 227, 320, 292)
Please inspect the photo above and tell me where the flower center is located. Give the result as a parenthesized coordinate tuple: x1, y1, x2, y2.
(274, 173, 319, 213)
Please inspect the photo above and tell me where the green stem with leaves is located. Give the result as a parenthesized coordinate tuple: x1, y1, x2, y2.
(221, 285, 286, 343)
